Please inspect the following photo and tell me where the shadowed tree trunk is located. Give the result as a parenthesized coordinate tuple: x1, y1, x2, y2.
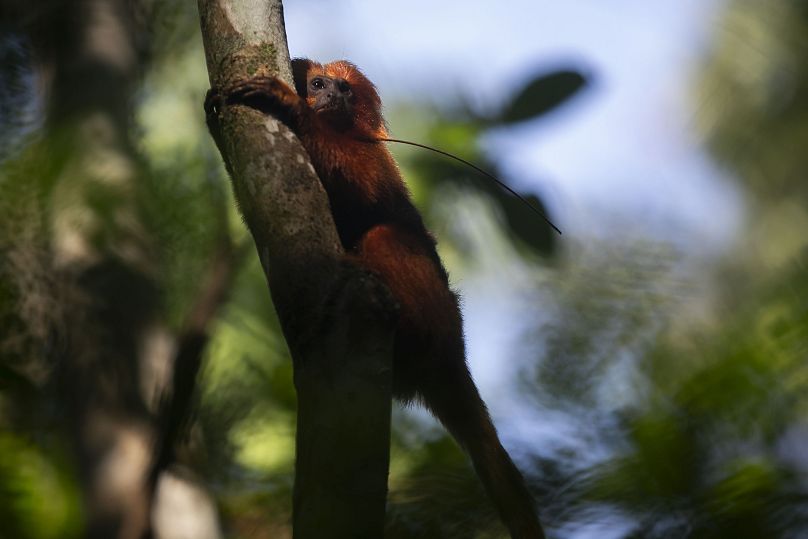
(197, 0, 397, 537)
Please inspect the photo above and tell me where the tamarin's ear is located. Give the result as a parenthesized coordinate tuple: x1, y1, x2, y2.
(291, 58, 315, 96)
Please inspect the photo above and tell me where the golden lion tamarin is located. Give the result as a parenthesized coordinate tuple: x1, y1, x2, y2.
(207, 59, 545, 538)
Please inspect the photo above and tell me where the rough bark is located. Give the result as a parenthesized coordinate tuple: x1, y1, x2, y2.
(197, 1, 397, 537)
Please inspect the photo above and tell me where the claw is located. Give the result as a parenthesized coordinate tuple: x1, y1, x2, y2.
(204, 87, 222, 116)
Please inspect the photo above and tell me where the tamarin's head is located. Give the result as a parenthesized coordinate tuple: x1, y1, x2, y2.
(292, 58, 387, 138)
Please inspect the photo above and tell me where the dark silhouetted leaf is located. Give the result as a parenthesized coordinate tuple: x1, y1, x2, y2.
(498, 69, 588, 124)
(495, 191, 556, 254)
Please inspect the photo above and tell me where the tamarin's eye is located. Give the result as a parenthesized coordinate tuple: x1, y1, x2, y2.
(311, 78, 325, 90)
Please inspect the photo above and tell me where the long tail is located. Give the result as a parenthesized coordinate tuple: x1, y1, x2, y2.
(420, 365, 545, 539)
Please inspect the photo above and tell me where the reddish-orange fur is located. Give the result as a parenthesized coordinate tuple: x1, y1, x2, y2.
(212, 59, 545, 539)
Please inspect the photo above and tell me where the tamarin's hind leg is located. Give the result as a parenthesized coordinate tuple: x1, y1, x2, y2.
(353, 224, 462, 399)
(355, 225, 545, 539)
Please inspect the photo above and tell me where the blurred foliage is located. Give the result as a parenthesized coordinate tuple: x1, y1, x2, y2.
(0, 431, 81, 539)
(699, 0, 808, 201)
(1, 0, 807, 537)
(698, 0, 808, 270)
(198, 255, 296, 478)
(532, 241, 683, 408)
(574, 251, 808, 538)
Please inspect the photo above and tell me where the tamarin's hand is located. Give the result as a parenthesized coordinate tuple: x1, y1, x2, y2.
(224, 76, 291, 107)
(208, 59, 545, 539)
(221, 77, 307, 131)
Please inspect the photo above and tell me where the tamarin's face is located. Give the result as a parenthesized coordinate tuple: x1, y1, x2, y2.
(306, 72, 355, 127)
(292, 58, 387, 138)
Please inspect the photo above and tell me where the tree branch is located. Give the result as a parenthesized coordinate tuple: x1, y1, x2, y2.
(147, 234, 249, 495)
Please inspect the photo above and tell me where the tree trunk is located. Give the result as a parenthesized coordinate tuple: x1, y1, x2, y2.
(197, 1, 397, 537)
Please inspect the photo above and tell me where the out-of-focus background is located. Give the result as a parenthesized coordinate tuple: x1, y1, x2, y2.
(1, 0, 807, 537)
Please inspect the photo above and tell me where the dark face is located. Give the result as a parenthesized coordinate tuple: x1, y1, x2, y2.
(308, 74, 354, 128)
